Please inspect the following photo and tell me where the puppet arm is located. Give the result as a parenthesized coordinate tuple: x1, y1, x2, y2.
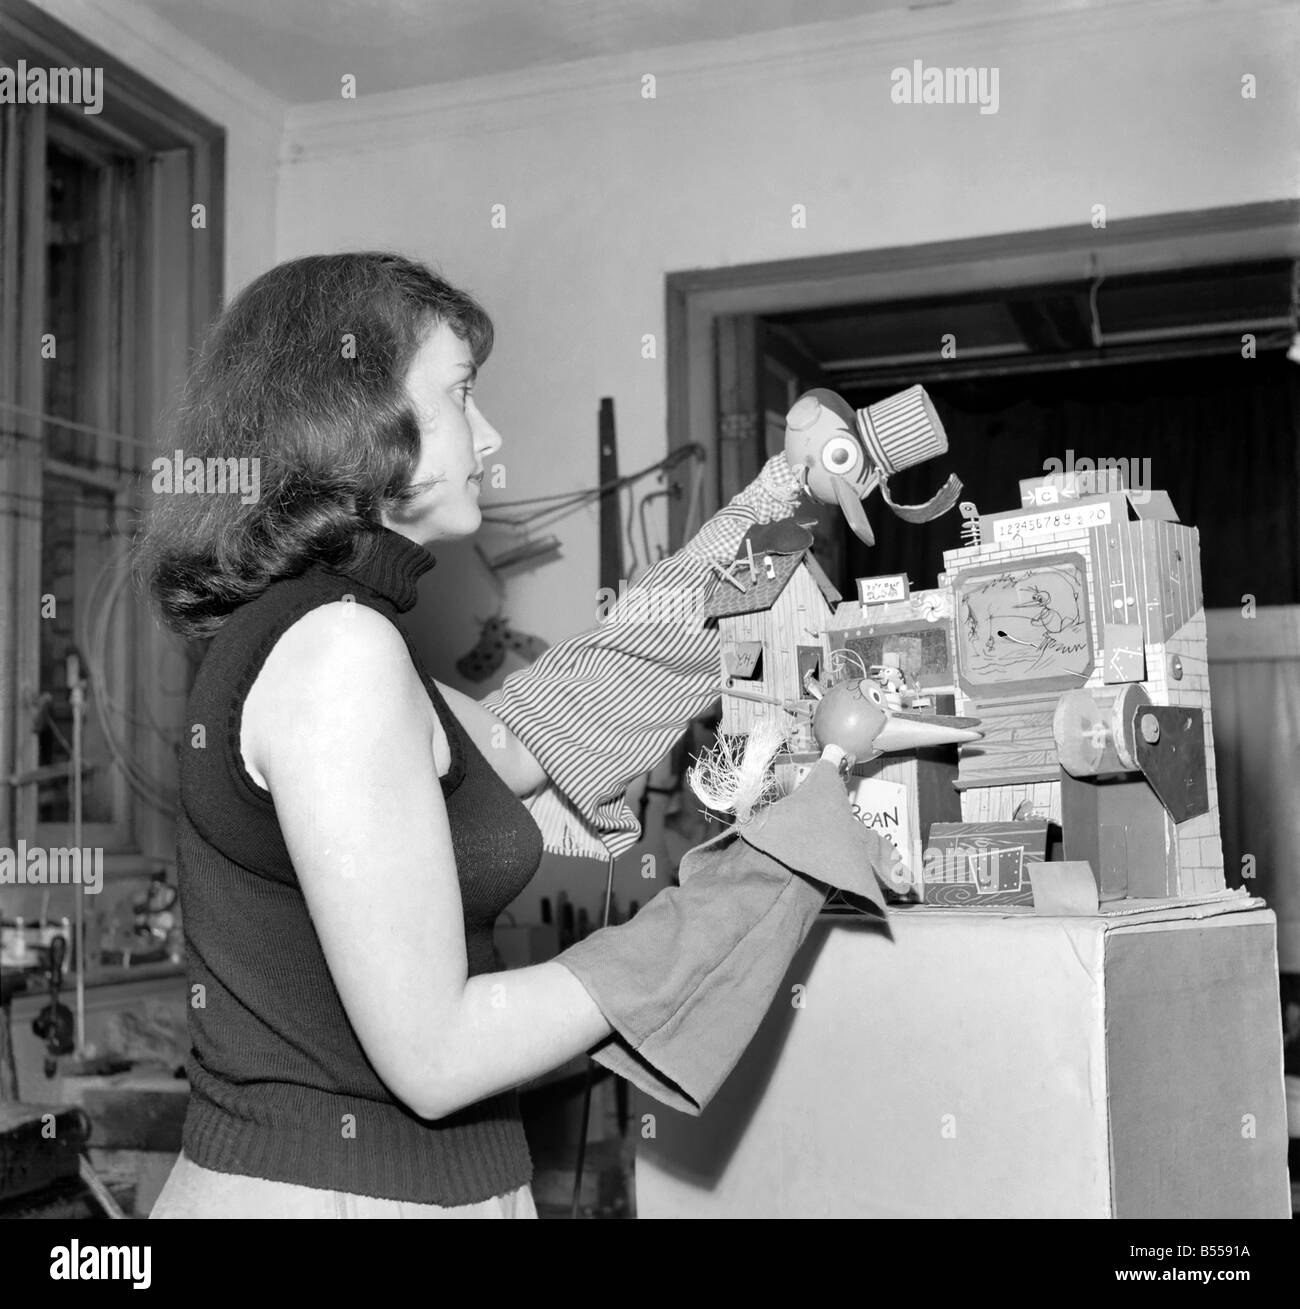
(479, 454, 804, 860)
(554, 760, 890, 1112)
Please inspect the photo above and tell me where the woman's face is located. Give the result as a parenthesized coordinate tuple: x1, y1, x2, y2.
(382, 320, 503, 544)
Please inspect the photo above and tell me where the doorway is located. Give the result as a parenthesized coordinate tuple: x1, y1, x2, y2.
(664, 200, 1300, 984)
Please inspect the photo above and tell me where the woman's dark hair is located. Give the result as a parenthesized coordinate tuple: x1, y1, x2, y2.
(133, 252, 493, 639)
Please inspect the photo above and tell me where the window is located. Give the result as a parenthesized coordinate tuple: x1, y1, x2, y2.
(1, 2, 224, 858)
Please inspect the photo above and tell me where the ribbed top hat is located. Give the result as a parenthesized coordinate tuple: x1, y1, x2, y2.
(857, 385, 948, 476)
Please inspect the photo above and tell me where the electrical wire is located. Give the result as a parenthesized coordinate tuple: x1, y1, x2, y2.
(2, 423, 711, 540)
(3, 399, 714, 505)
(74, 552, 180, 815)
(85, 558, 183, 743)
(480, 446, 705, 531)
(682, 457, 706, 542)
(0, 399, 159, 453)
(624, 482, 638, 579)
(14, 513, 177, 818)
(638, 488, 672, 569)
(483, 445, 702, 512)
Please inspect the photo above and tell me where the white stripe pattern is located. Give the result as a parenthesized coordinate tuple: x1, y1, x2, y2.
(480, 455, 803, 861)
(857, 385, 944, 477)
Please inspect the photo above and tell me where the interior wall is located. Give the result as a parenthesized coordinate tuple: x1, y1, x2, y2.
(278, 0, 1298, 679)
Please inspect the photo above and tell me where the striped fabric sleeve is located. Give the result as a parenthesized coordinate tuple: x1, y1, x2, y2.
(480, 454, 803, 860)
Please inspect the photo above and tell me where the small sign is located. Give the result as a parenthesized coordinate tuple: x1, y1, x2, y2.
(856, 573, 910, 605)
(847, 776, 917, 891)
(1019, 468, 1126, 506)
(922, 821, 1048, 906)
(990, 500, 1113, 545)
(726, 640, 763, 679)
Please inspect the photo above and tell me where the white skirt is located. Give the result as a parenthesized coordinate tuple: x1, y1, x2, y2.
(149, 1151, 538, 1219)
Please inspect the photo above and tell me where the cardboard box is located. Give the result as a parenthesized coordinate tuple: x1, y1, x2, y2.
(635, 904, 1289, 1217)
(922, 820, 1047, 906)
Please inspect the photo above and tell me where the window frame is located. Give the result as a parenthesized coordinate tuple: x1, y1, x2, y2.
(1, 0, 224, 861)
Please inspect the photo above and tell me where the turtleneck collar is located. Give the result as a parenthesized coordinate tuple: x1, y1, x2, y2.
(324, 525, 436, 613)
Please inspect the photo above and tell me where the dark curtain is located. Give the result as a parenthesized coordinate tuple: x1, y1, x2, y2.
(841, 354, 1300, 607)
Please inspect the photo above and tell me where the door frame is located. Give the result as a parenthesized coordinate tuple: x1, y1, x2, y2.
(664, 200, 1300, 548)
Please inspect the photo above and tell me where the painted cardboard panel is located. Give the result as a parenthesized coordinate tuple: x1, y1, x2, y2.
(980, 493, 1124, 549)
(1088, 522, 1145, 630)
(1127, 488, 1178, 522)
(955, 698, 1059, 788)
(960, 780, 1062, 826)
(1134, 520, 1202, 642)
(1019, 467, 1127, 506)
(726, 640, 763, 678)
(1098, 823, 1130, 899)
(922, 820, 1048, 905)
(1102, 621, 1146, 683)
(1132, 704, 1209, 822)
(847, 775, 914, 895)
(796, 644, 822, 686)
(1061, 769, 1178, 898)
(953, 552, 1094, 700)
(828, 619, 953, 690)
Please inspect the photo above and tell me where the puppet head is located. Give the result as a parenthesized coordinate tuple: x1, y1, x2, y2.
(783, 384, 963, 546)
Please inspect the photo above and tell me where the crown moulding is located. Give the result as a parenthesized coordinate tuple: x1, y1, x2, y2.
(279, 0, 1288, 164)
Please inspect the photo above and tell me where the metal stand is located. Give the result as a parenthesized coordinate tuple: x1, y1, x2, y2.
(67, 652, 87, 1057)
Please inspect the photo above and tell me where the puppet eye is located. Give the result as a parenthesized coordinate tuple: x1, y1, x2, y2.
(821, 436, 859, 474)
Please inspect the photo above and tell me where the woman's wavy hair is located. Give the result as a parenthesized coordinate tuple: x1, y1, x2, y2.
(134, 252, 493, 639)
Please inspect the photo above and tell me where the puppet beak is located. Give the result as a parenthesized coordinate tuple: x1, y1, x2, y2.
(872, 711, 984, 753)
(832, 475, 875, 546)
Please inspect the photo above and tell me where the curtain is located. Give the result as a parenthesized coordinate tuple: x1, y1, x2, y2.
(1208, 608, 1300, 973)
(846, 353, 1300, 608)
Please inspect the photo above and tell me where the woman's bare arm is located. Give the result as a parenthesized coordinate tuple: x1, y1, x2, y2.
(433, 680, 547, 798)
(247, 601, 609, 1121)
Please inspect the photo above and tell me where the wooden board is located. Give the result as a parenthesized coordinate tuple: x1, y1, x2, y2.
(955, 698, 1059, 788)
(1135, 520, 1202, 643)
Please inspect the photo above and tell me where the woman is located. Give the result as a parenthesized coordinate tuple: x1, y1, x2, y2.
(139, 252, 804, 1218)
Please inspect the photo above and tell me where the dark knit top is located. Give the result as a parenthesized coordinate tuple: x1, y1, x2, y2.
(174, 526, 544, 1204)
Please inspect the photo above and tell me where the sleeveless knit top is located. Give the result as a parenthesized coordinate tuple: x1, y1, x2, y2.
(174, 526, 544, 1204)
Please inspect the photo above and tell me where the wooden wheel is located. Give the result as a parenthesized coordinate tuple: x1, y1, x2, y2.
(1053, 689, 1106, 777)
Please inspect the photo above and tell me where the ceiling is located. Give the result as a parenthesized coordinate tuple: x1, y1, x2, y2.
(766, 260, 1298, 394)
(132, 0, 923, 104)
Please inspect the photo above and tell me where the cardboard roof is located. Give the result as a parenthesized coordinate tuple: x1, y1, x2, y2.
(703, 546, 841, 619)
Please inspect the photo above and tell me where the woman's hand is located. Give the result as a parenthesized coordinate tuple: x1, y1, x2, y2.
(680, 452, 806, 566)
(245, 600, 609, 1120)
